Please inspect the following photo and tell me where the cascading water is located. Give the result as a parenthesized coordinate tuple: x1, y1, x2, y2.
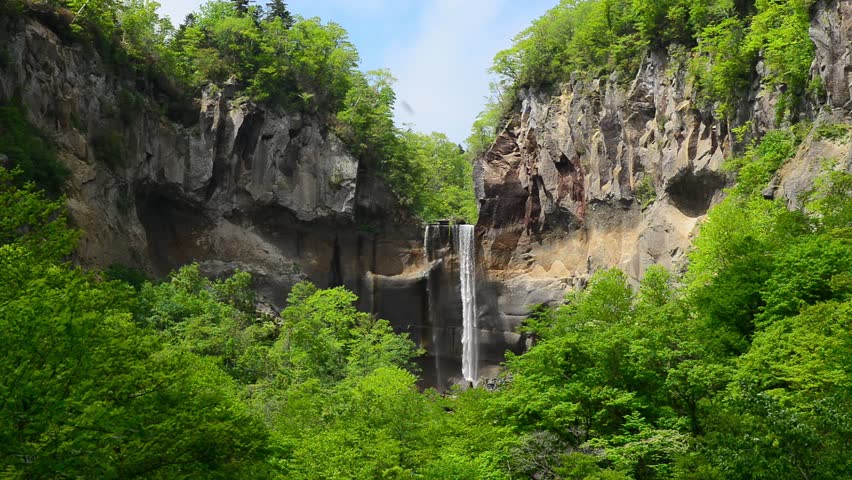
(458, 224, 479, 386)
(423, 224, 431, 258)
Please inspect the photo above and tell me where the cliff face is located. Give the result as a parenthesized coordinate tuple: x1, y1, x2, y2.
(474, 0, 852, 334)
(0, 16, 425, 311)
(3, 2, 851, 387)
(1, 13, 496, 389)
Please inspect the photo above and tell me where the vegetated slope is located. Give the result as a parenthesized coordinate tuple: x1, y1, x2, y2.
(470, 0, 852, 328)
(0, 1, 849, 479)
(0, 0, 475, 313)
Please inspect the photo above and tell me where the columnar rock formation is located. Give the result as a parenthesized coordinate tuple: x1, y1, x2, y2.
(473, 0, 852, 342)
(1, 1, 851, 387)
(0, 14, 424, 312)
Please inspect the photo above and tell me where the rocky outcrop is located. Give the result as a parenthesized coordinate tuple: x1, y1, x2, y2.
(475, 53, 730, 292)
(0, 15, 426, 313)
(473, 0, 852, 338)
(812, 0, 852, 113)
(3, 3, 851, 389)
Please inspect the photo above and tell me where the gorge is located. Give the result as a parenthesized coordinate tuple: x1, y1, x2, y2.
(1, 1, 851, 477)
(2, 0, 851, 389)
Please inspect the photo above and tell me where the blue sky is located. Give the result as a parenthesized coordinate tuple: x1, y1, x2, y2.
(157, 0, 556, 144)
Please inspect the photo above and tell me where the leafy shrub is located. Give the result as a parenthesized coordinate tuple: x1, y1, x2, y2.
(801, 168, 852, 232)
(491, 0, 643, 88)
(336, 70, 477, 221)
(690, 16, 753, 119)
(0, 104, 67, 195)
(724, 129, 799, 195)
(815, 123, 850, 141)
(634, 174, 657, 209)
(491, 0, 817, 121)
(745, 0, 816, 121)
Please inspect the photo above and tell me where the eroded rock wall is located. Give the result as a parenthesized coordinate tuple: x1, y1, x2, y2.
(474, 0, 852, 334)
(2, 3, 851, 387)
(0, 15, 426, 315)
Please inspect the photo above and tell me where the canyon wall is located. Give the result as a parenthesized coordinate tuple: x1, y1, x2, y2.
(473, 0, 852, 343)
(0, 13, 474, 388)
(0, 14, 428, 312)
(2, 1, 851, 387)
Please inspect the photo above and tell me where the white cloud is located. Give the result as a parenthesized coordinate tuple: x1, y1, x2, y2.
(385, 0, 549, 144)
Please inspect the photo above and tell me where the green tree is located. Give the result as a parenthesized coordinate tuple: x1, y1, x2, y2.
(744, 0, 816, 120)
(698, 301, 851, 479)
(117, 0, 175, 62)
(65, 0, 121, 36)
(0, 105, 68, 195)
(687, 129, 808, 340)
(400, 130, 478, 223)
(285, 367, 430, 479)
(265, 0, 293, 28)
(690, 16, 752, 119)
(233, 0, 250, 14)
(336, 69, 399, 160)
(272, 282, 420, 384)
(0, 169, 270, 478)
(0, 167, 77, 262)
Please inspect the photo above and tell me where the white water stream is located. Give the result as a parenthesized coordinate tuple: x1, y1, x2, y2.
(458, 224, 479, 385)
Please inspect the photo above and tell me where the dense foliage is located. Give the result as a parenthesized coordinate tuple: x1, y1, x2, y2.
(0, 165, 423, 477)
(1, 1, 849, 478)
(485, 0, 816, 130)
(0, 104, 67, 195)
(502, 127, 850, 479)
(3, 0, 476, 221)
(2, 116, 849, 477)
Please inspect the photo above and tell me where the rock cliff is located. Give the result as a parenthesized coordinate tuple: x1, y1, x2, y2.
(3, 2, 851, 388)
(0, 12, 487, 388)
(0, 14, 426, 312)
(473, 0, 852, 342)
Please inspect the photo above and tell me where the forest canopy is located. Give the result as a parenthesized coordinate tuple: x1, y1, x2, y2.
(0, 0, 849, 478)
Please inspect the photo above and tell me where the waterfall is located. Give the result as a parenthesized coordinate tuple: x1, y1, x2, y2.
(458, 224, 479, 385)
(423, 224, 431, 259)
